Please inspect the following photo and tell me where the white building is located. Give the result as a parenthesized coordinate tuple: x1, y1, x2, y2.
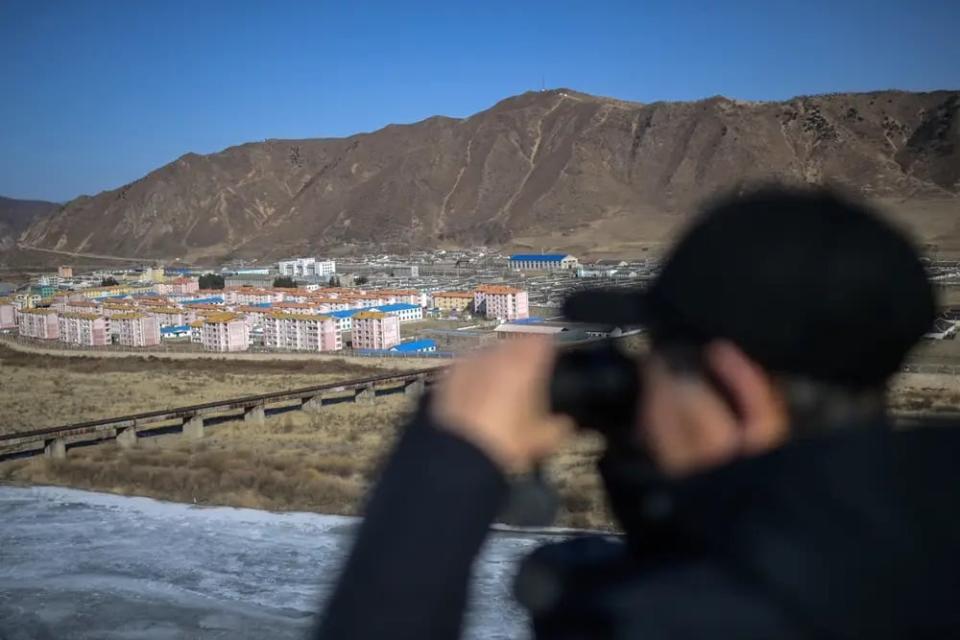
(277, 258, 336, 279)
(508, 254, 579, 271)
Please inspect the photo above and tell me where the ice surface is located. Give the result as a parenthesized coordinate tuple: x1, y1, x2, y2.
(0, 486, 553, 639)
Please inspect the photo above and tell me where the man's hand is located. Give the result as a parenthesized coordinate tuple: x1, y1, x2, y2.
(431, 338, 575, 473)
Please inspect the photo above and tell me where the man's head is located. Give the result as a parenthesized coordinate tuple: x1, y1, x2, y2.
(569, 187, 936, 477)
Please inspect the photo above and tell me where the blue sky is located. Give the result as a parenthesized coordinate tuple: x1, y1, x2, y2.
(1, 0, 958, 202)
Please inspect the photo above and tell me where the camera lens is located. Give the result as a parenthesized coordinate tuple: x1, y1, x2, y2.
(549, 341, 640, 438)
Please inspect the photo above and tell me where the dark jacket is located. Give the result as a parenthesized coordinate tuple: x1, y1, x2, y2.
(316, 409, 960, 639)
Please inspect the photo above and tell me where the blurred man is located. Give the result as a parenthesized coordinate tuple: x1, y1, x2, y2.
(317, 188, 960, 639)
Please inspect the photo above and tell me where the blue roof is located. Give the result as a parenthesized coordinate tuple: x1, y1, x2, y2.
(509, 254, 569, 262)
(390, 339, 438, 352)
(160, 324, 191, 334)
(511, 316, 544, 324)
(189, 296, 224, 305)
(372, 303, 420, 312)
(328, 308, 361, 319)
(251, 302, 272, 308)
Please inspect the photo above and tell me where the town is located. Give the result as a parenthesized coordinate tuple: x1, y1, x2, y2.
(0, 251, 655, 356)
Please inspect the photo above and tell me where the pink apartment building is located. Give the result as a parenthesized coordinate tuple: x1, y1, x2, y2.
(58, 312, 109, 346)
(61, 300, 100, 315)
(18, 308, 60, 339)
(200, 312, 250, 352)
(233, 289, 284, 306)
(0, 298, 15, 330)
(156, 277, 200, 296)
(147, 307, 193, 327)
(474, 285, 529, 321)
(352, 311, 400, 350)
(112, 313, 161, 347)
(264, 312, 342, 352)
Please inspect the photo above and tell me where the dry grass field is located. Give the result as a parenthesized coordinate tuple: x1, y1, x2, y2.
(2, 342, 960, 531)
(0, 343, 613, 528)
(0, 394, 614, 529)
(0, 344, 395, 433)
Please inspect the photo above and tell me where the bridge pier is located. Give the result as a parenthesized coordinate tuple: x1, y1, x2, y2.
(244, 405, 265, 425)
(44, 438, 66, 460)
(182, 416, 204, 440)
(301, 395, 324, 413)
(116, 427, 137, 449)
(404, 378, 425, 397)
(355, 386, 375, 405)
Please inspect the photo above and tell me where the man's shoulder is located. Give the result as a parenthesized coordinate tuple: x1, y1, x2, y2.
(518, 536, 804, 640)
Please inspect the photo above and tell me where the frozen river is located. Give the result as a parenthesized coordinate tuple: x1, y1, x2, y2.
(0, 486, 552, 639)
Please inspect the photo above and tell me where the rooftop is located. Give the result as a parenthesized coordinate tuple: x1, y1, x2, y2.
(390, 339, 438, 353)
(61, 312, 102, 321)
(494, 323, 568, 334)
(269, 311, 333, 322)
(204, 312, 242, 323)
(354, 311, 388, 320)
(476, 285, 524, 294)
(509, 254, 571, 262)
(372, 303, 420, 312)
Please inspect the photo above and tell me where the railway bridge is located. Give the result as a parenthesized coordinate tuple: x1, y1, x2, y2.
(0, 368, 440, 462)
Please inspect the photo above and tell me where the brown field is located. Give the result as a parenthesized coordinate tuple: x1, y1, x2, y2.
(0, 343, 613, 528)
(0, 395, 614, 529)
(0, 344, 401, 433)
(2, 342, 959, 531)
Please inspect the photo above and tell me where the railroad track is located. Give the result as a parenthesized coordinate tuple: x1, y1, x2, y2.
(0, 367, 442, 462)
(3, 357, 958, 463)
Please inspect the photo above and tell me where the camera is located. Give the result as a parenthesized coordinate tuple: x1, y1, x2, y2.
(549, 340, 640, 440)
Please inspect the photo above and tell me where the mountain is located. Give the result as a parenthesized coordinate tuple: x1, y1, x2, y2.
(16, 89, 960, 262)
(0, 196, 60, 253)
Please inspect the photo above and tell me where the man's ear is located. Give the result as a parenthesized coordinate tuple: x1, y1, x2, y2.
(704, 340, 789, 455)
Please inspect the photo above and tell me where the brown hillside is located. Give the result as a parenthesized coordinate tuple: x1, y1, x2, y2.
(16, 89, 960, 261)
(0, 196, 59, 253)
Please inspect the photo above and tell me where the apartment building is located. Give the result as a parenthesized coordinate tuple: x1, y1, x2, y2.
(147, 307, 193, 327)
(0, 298, 16, 330)
(278, 257, 336, 278)
(232, 288, 283, 306)
(60, 300, 101, 315)
(200, 312, 249, 352)
(263, 312, 341, 352)
(156, 277, 200, 296)
(58, 266, 73, 278)
(100, 303, 139, 317)
(18, 308, 60, 339)
(352, 311, 400, 350)
(112, 313, 161, 347)
(15, 292, 42, 309)
(189, 320, 204, 344)
(58, 312, 109, 346)
(474, 285, 529, 321)
(236, 305, 272, 329)
(431, 291, 475, 314)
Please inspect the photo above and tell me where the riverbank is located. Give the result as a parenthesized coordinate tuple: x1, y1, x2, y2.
(0, 484, 542, 639)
